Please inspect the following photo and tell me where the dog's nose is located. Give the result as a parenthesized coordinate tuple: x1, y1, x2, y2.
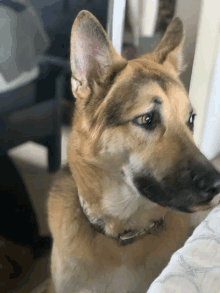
(190, 168, 220, 200)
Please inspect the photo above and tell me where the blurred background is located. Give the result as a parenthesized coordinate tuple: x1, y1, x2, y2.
(0, 0, 219, 292)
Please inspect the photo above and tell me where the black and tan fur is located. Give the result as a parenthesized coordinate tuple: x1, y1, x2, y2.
(47, 11, 220, 292)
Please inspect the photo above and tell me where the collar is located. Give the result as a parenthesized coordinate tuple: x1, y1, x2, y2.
(78, 192, 164, 246)
(118, 218, 164, 246)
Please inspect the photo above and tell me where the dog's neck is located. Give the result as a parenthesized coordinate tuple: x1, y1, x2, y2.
(69, 155, 166, 245)
(78, 190, 164, 246)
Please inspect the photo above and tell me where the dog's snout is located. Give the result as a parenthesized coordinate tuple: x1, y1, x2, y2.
(190, 166, 220, 200)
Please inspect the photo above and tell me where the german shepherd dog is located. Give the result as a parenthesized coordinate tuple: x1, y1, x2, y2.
(47, 11, 220, 292)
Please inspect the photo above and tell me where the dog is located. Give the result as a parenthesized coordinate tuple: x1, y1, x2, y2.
(47, 11, 220, 293)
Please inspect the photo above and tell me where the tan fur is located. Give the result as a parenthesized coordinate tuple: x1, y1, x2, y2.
(48, 167, 194, 293)
(47, 11, 219, 293)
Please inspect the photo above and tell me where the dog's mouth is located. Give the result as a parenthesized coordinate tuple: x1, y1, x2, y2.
(189, 198, 220, 212)
(133, 175, 220, 213)
(190, 203, 214, 212)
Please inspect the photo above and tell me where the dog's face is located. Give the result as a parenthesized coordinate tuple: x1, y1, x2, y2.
(70, 11, 220, 215)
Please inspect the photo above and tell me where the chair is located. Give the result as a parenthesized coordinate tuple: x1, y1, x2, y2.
(0, 2, 71, 173)
(0, 61, 70, 173)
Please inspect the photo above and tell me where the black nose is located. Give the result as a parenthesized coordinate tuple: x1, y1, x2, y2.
(190, 167, 220, 200)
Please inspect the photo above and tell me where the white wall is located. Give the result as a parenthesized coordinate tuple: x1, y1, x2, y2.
(188, 0, 220, 150)
(200, 37, 220, 160)
(175, 0, 202, 91)
(176, 0, 220, 159)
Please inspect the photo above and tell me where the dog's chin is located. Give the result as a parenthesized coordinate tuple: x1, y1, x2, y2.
(189, 204, 214, 212)
(173, 203, 215, 214)
(188, 196, 220, 213)
(140, 194, 219, 214)
(134, 179, 220, 214)
(141, 191, 220, 214)
(168, 197, 220, 213)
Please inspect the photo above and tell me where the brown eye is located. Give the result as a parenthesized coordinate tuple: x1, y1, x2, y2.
(133, 111, 159, 131)
(136, 113, 153, 125)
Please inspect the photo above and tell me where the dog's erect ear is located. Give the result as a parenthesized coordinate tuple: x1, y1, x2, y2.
(70, 10, 127, 97)
(153, 17, 185, 73)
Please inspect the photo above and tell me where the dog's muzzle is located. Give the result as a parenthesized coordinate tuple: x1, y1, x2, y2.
(133, 161, 220, 213)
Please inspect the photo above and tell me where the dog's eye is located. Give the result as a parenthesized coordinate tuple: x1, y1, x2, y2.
(188, 113, 196, 131)
(137, 114, 152, 125)
(133, 111, 158, 130)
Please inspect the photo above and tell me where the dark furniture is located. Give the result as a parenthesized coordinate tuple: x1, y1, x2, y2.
(0, 57, 71, 173)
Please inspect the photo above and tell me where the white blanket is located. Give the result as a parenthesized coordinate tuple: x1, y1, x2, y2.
(147, 206, 220, 292)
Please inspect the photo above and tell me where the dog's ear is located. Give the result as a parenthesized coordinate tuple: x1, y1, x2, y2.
(70, 10, 127, 98)
(153, 17, 185, 74)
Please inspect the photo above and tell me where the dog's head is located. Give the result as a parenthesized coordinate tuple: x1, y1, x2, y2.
(69, 11, 220, 215)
